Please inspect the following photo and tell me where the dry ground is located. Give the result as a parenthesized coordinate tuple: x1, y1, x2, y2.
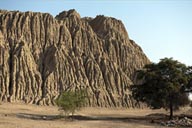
(0, 102, 191, 128)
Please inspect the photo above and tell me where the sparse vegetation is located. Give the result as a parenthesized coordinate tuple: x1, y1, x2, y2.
(55, 89, 88, 117)
(131, 58, 192, 119)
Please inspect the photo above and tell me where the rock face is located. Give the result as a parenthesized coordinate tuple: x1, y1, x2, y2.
(0, 9, 150, 107)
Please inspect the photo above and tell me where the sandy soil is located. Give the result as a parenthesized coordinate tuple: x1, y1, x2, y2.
(0, 102, 191, 128)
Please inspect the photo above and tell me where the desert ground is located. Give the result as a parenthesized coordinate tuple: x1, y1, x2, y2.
(0, 102, 191, 128)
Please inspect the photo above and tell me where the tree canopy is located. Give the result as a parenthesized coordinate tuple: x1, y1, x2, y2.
(131, 58, 192, 119)
(55, 89, 88, 117)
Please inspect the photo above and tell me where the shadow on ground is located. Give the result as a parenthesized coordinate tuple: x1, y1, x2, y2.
(17, 113, 192, 127)
(16, 112, 168, 122)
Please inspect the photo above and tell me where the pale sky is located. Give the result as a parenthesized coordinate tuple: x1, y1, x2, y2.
(0, 0, 192, 65)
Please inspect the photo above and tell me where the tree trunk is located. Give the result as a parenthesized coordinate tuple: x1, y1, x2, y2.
(169, 100, 173, 120)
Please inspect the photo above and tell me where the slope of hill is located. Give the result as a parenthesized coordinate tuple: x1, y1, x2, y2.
(0, 9, 150, 107)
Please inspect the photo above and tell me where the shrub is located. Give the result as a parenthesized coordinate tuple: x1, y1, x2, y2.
(55, 89, 88, 117)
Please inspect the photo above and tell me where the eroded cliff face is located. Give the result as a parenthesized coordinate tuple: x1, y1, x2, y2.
(0, 9, 150, 107)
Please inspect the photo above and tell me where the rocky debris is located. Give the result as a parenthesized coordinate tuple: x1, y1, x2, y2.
(0, 9, 150, 107)
(160, 117, 192, 127)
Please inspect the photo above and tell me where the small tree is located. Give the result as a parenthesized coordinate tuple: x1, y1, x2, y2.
(55, 89, 88, 117)
(131, 58, 192, 119)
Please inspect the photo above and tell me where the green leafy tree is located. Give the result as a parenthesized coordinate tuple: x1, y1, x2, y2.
(186, 66, 192, 91)
(55, 89, 88, 117)
(131, 58, 192, 119)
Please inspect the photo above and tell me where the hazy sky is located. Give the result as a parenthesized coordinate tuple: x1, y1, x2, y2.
(0, 0, 192, 65)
